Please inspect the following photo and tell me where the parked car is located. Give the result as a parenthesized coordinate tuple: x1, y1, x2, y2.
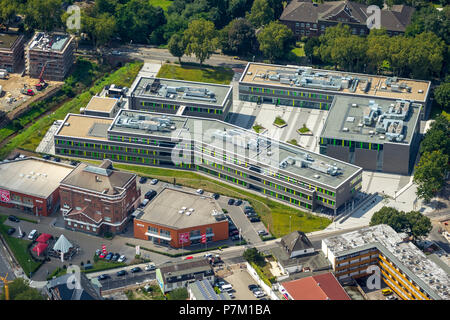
(130, 267, 142, 273)
(227, 199, 235, 205)
(253, 290, 265, 298)
(95, 249, 101, 256)
(212, 193, 220, 200)
(228, 292, 235, 299)
(116, 270, 127, 277)
(139, 199, 150, 208)
(70, 160, 78, 166)
(99, 252, 107, 259)
(19, 231, 26, 238)
(196, 189, 204, 194)
(244, 208, 255, 214)
(144, 190, 157, 200)
(250, 217, 261, 223)
(386, 295, 397, 300)
(229, 230, 239, 236)
(27, 229, 38, 240)
(7, 228, 15, 235)
(244, 206, 253, 211)
(117, 255, 126, 263)
(112, 253, 120, 261)
(150, 179, 158, 185)
(144, 263, 156, 271)
(42, 154, 51, 160)
(248, 284, 259, 291)
(105, 253, 113, 261)
(246, 212, 258, 217)
(382, 288, 393, 296)
(139, 177, 148, 184)
(204, 253, 213, 259)
(235, 199, 243, 206)
(231, 235, 240, 241)
(97, 274, 110, 281)
(53, 157, 61, 162)
(8, 215, 20, 223)
(257, 230, 268, 236)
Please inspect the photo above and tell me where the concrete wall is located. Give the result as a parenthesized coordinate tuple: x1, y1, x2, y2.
(382, 143, 410, 175)
(354, 149, 378, 171)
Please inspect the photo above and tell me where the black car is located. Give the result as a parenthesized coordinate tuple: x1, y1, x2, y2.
(116, 270, 128, 277)
(244, 208, 255, 214)
(246, 211, 257, 217)
(70, 160, 78, 166)
(139, 177, 148, 184)
(53, 157, 61, 162)
(250, 217, 261, 223)
(212, 193, 220, 200)
(42, 154, 51, 160)
(227, 199, 235, 205)
(112, 253, 120, 261)
(244, 206, 253, 211)
(235, 200, 243, 206)
(97, 274, 110, 281)
(7, 228, 15, 235)
(131, 267, 142, 273)
(8, 215, 20, 223)
(248, 284, 259, 291)
(145, 190, 157, 200)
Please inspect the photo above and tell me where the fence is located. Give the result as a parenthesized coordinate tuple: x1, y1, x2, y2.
(246, 262, 279, 300)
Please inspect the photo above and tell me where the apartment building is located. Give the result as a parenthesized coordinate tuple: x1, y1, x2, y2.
(59, 159, 140, 235)
(280, 0, 415, 40)
(129, 76, 233, 120)
(25, 32, 75, 81)
(322, 224, 450, 300)
(53, 110, 363, 215)
(133, 187, 229, 248)
(0, 32, 25, 73)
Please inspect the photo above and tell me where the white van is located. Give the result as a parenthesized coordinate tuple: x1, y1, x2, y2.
(221, 284, 233, 292)
(28, 229, 37, 240)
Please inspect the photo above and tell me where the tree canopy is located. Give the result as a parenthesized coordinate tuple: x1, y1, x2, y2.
(257, 21, 294, 62)
(414, 150, 449, 202)
(219, 18, 257, 55)
(183, 18, 219, 65)
(0, 278, 45, 300)
(243, 247, 265, 267)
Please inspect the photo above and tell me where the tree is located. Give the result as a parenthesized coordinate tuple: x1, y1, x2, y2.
(82, 13, 117, 49)
(406, 4, 450, 45)
(246, 0, 274, 28)
(183, 18, 219, 65)
(227, 0, 254, 20)
(168, 33, 186, 63)
(0, 0, 17, 28)
(220, 18, 257, 55)
(0, 278, 44, 300)
(419, 114, 450, 156)
(407, 32, 445, 79)
(243, 247, 265, 267)
(315, 24, 351, 68)
(303, 36, 320, 63)
(23, 0, 63, 33)
(257, 21, 294, 62)
(434, 82, 450, 112)
(405, 211, 432, 241)
(366, 29, 391, 74)
(413, 150, 449, 202)
(167, 287, 188, 300)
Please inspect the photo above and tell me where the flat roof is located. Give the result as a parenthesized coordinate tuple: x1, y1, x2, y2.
(0, 158, 73, 199)
(240, 62, 430, 103)
(28, 32, 72, 52)
(110, 110, 362, 189)
(84, 96, 118, 113)
(56, 114, 113, 141)
(320, 96, 422, 145)
(131, 76, 232, 108)
(323, 224, 450, 300)
(281, 272, 350, 300)
(136, 188, 224, 229)
(0, 33, 22, 50)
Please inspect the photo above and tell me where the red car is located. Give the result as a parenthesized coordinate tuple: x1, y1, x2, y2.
(185, 256, 193, 260)
(99, 252, 107, 259)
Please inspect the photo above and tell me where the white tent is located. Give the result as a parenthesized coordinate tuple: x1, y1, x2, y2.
(53, 234, 73, 254)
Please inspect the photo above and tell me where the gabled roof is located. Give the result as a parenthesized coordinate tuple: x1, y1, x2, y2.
(281, 272, 350, 300)
(46, 273, 103, 300)
(53, 234, 73, 254)
(280, 231, 314, 255)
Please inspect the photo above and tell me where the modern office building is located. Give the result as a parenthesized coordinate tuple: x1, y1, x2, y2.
(81, 96, 123, 118)
(26, 32, 75, 81)
(0, 157, 74, 216)
(322, 224, 450, 300)
(239, 62, 430, 110)
(53, 110, 363, 214)
(0, 32, 25, 73)
(319, 97, 422, 174)
(156, 258, 215, 293)
(280, 0, 415, 39)
(129, 76, 233, 120)
(59, 159, 140, 235)
(133, 187, 229, 248)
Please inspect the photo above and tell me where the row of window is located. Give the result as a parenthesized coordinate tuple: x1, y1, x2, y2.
(246, 86, 332, 101)
(262, 189, 312, 210)
(320, 138, 383, 151)
(140, 102, 224, 115)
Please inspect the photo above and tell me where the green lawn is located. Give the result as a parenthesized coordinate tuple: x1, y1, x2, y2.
(156, 64, 234, 85)
(0, 216, 42, 276)
(112, 163, 331, 238)
(0, 61, 143, 159)
(149, 0, 173, 11)
(291, 44, 305, 58)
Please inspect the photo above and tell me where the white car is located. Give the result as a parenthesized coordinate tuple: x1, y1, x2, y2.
(253, 290, 265, 298)
(196, 189, 204, 194)
(228, 292, 235, 299)
(117, 255, 126, 263)
(150, 179, 158, 185)
(204, 253, 213, 259)
(145, 263, 156, 271)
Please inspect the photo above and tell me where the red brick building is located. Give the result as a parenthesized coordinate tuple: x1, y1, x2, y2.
(60, 159, 140, 235)
(0, 157, 74, 216)
(134, 188, 228, 248)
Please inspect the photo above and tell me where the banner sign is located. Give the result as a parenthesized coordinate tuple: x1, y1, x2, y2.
(0, 189, 10, 203)
(179, 232, 189, 244)
(201, 233, 206, 244)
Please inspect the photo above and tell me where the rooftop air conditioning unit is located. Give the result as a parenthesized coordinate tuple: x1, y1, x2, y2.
(418, 89, 423, 93)
(343, 127, 349, 132)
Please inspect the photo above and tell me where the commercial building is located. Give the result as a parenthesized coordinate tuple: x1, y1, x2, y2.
(319, 97, 422, 174)
(25, 32, 75, 81)
(59, 159, 140, 235)
(81, 96, 123, 118)
(156, 258, 215, 293)
(0, 32, 25, 73)
(279, 272, 351, 300)
(280, 0, 415, 39)
(129, 76, 233, 120)
(133, 187, 228, 248)
(321, 224, 450, 300)
(188, 279, 230, 300)
(239, 62, 430, 174)
(0, 157, 74, 216)
(54, 110, 363, 214)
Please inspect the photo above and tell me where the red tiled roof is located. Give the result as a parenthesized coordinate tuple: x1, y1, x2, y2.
(282, 273, 350, 300)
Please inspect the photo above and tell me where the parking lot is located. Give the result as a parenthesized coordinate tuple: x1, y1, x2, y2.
(220, 266, 264, 300)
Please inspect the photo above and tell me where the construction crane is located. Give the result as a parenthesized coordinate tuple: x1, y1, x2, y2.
(35, 60, 56, 91)
(0, 274, 11, 300)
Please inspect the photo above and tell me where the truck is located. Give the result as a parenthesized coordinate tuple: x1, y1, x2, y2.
(0, 69, 8, 79)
